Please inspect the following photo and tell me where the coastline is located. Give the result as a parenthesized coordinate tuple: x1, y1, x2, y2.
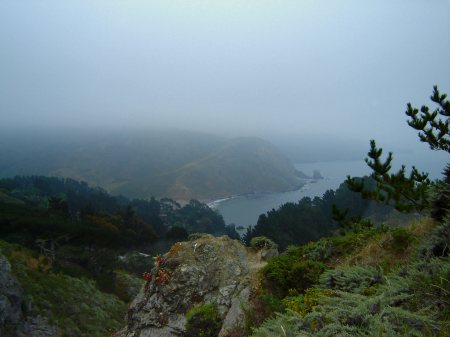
(206, 179, 315, 210)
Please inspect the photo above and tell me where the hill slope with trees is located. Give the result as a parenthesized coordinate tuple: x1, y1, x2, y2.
(0, 130, 303, 201)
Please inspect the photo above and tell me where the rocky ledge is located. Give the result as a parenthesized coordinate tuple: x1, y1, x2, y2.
(114, 235, 276, 337)
(0, 253, 59, 337)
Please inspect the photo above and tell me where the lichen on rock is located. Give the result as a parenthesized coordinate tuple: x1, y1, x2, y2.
(115, 235, 267, 337)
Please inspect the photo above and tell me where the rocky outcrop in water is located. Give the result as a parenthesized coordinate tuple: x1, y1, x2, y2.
(114, 235, 272, 337)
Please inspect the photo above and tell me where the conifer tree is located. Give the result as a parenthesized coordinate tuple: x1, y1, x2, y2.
(406, 85, 450, 152)
(346, 86, 449, 213)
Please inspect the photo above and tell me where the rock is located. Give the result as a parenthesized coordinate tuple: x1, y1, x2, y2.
(115, 236, 266, 337)
(260, 248, 279, 261)
(219, 287, 250, 337)
(0, 253, 23, 331)
(0, 252, 60, 337)
(312, 170, 323, 179)
(19, 316, 60, 337)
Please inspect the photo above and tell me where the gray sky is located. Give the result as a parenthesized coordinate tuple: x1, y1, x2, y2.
(1, 0, 449, 150)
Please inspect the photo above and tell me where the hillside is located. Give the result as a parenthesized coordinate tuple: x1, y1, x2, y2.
(110, 218, 449, 337)
(144, 137, 303, 200)
(0, 130, 302, 201)
(0, 176, 234, 337)
(249, 218, 450, 337)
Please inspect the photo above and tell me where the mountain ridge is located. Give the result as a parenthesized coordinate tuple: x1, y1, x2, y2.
(0, 130, 303, 201)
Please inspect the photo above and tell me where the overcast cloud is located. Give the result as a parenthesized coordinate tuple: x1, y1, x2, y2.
(0, 0, 449, 151)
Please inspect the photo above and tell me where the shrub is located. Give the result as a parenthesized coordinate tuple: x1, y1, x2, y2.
(0, 240, 127, 337)
(329, 229, 384, 258)
(243, 290, 286, 334)
(430, 165, 450, 221)
(250, 236, 278, 250)
(319, 265, 383, 294)
(390, 227, 416, 252)
(418, 219, 450, 258)
(188, 233, 210, 241)
(290, 260, 327, 293)
(250, 310, 306, 337)
(301, 239, 332, 262)
(184, 304, 222, 337)
(262, 249, 326, 296)
(283, 288, 334, 317)
(405, 258, 450, 321)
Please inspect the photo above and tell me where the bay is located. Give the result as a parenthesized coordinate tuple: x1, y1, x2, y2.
(213, 150, 448, 230)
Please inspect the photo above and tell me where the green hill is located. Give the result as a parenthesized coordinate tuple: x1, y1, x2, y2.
(134, 137, 303, 200)
(0, 130, 302, 201)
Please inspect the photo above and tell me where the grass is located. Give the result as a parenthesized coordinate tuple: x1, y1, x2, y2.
(249, 218, 450, 337)
(344, 218, 438, 272)
(0, 240, 127, 337)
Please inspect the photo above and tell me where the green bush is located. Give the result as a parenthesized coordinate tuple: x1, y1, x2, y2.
(257, 292, 285, 315)
(282, 288, 334, 317)
(262, 253, 326, 296)
(290, 260, 327, 293)
(0, 240, 126, 337)
(250, 310, 306, 337)
(430, 166, 450, 222)
(390, 227, 416, 252)
(319, 265, 383, 294)
(114, 270, 143, 302)
(301, 239, 332, 262)
(253, 255, 448, 337)
(418, 220, 450, 259)
(329, 229, 384, 258)
(405, 258, 450, 321)
(261, 252, 299, 296)
(188, 233, 210, 241)
(243, 291, 286, 334)
(250, 236, 278, 250)
(184, 304, 222, 337)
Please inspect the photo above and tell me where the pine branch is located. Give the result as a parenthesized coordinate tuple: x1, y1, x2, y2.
(346, 140, 430, 213)
(406, 86, 450, 152)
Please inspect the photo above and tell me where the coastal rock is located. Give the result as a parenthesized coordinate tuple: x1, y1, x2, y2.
(115, 235, 266, 337)
(312, 170, 323, 180)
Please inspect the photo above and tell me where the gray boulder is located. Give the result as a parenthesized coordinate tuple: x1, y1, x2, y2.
(114, 235, 266, 337)
(0, 253, 23, 331)
(0, 252, 59, 337)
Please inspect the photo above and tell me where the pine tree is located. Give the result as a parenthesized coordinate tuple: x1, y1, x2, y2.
(406, 85, 450, 152)
(347, 86, 449, 213)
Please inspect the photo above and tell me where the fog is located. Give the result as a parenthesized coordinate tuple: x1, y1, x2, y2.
(1, 0, 449, 159)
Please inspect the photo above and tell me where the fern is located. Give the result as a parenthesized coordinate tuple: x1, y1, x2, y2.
(251, 310, 310, 337)
(319, 265, 383, 294)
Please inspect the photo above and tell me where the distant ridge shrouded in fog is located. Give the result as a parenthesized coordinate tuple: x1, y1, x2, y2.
(0, 129, 303, 201)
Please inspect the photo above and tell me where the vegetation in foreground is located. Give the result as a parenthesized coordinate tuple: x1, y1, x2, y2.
(0, 240, 128, 337)
(247, 218, 449, 337)
(243, 86, 450, 337)
(0, 175, 232, 336)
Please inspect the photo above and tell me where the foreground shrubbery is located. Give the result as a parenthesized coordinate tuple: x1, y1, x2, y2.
(0, 240, 127, 337)
(249, 219, 450, 337)
(184, 304, 222, 337)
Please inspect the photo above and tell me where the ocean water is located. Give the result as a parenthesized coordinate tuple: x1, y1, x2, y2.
(213, 150, 448, 230)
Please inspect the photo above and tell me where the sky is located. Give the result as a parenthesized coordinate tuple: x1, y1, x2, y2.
(0, 0, 449, 153)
